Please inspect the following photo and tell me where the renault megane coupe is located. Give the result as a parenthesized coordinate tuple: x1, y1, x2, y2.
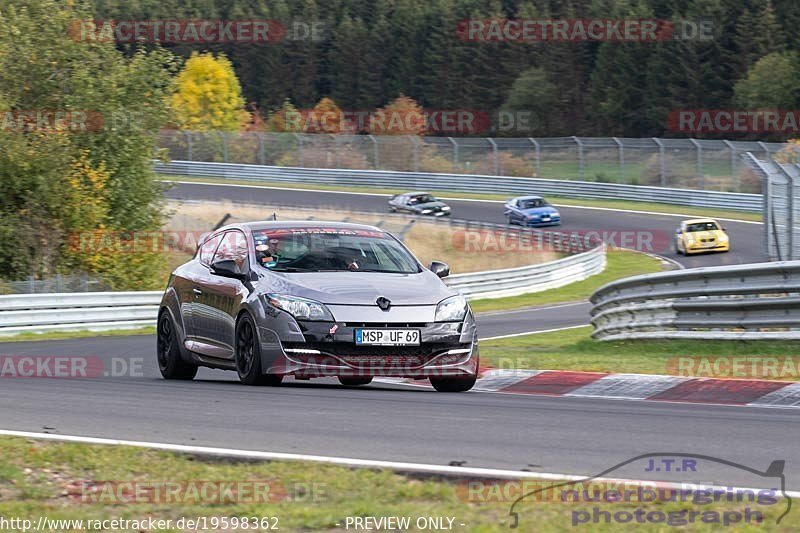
(157, 221, 479, 392)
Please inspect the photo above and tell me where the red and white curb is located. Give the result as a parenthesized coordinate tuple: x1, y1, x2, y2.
(379, 370, 800, 409)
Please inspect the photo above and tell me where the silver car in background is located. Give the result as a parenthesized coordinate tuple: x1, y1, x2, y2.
(158, 221, 479, 392)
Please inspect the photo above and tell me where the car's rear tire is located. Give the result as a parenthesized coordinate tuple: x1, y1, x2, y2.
(235, 314, 282, 386)
(507, 216, 515, 226)
(338, 376, 373, 386)
(157, 311, 197, 380)
(430, 375, 476, 392)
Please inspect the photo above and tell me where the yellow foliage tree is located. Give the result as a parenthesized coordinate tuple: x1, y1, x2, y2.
(171, 52, 250, 131)
(370, 94, 427, 136)
(306, 97, 347, 134)
(774, 139, 800, 163)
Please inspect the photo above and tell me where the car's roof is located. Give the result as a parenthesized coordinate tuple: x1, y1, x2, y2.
(514, 195, 545, 201)
(404, 191, 432, 196)
(682, 218, 718, 225)
(234, 220, 385, 233)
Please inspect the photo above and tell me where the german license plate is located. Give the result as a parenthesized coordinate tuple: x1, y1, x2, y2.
(355, 329, 421, 346)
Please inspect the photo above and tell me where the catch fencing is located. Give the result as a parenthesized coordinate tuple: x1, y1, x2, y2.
(742, 153, 800, 260)
(156, 160, 762, 212)
(591, 261, 800, 341)
(158, 131, 787, 194)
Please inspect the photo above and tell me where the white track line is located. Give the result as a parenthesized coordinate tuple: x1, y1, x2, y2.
(481, 325, 588, 341)
(477, 301, 588, 317)
(165, 180, 761, 224)
(0, 430, 795, 498)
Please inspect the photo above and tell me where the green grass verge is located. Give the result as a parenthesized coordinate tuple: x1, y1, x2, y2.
(0, 327, 155, 343)
(0, 436, 792, 531)
(480, 326, 800, 379)
(470, 249, 663, 314)
(160, 175, 762, 222)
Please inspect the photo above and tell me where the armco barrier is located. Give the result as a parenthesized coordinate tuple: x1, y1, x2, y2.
(0, 244, 605, 336)
(590, 261, 800, 341)
(155, 160, 763, 212)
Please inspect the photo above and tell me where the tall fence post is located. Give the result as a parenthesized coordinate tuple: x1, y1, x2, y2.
(652, 138, 666, 187)
(690, 138, 703, 188)
(573, 136, 584, 180)
(449, 137, 459, 173)
(368, 135, 379, 169)
(410, 136, 420, 172)
(488, 138, 499, 175)
(529, 138, 541, 177)
(257, 132, 266, 165)
(723, 140, 736, 192)
(295, 134, 304, 167)
(776, 164, 796, 260)
(612, 137, 624, 183)
(185, 131, 193, 161)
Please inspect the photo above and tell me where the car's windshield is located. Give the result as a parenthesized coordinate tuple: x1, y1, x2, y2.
(686, 222, 719, 232)
(409, 194, 435, 205)
(253, 228, 421, 274)
(519, 198, 549, 209)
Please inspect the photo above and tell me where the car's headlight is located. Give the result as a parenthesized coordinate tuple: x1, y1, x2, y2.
(421, 209, 432, 214)
(266, 294, 334, 321)
(527, 214, 540, 219)
(441, 206, 451, 211)
(552, 211, 560, 217)
(718, 234, 729, 242)
(435, 295, 468, 322)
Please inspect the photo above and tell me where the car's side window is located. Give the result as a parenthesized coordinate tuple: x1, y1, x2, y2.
(199, 234, 222, 265)
(213, 231, 249, 272)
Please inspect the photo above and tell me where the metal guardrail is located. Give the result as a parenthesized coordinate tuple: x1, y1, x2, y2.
(590, 261, 800, 341)
(157, 160, 763, 212)
(0, 240, 605, 336)
(0, 292, 161, 335)
(448, 244, 606, 298)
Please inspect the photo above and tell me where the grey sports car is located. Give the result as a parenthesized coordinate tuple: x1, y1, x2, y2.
(158, 221, 479, 392)
(388, 192, 452, 216)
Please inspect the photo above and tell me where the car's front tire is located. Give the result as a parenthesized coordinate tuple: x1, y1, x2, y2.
(338, 376, 373, 386)
(430, 375, 476, 392)
(157, 310, 197, 380)
(235, 314, 282, 386)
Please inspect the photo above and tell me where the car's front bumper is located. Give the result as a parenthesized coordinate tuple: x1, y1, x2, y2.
(685, 241, 730, 253)
(257, 317, 478, 378)
(525, 218, 561, 227)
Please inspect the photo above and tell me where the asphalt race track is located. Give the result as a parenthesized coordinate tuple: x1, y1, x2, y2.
(3, 181, 790, 492)
(164, 181, 768, 268)
(1, 334, 798, 490)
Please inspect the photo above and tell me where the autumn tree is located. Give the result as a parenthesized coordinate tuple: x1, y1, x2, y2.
(171, 52, 250, 131)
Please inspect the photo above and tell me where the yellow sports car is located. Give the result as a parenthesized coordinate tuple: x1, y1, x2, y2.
(675, 218, 730, 255)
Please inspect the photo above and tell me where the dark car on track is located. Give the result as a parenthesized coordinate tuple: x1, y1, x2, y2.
(388, 192, 452, 217)
(503, 195, 561, 227)
(157, 221, 479, 392)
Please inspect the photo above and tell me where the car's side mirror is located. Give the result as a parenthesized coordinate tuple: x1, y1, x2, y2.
(211, 259, 248, 281)
(722, 227, 727, 231)
(676, 229, 683, 234)
(429, 261, 450, 278)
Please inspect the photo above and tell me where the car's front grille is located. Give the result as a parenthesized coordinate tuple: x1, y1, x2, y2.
(343, 322, 429, 328)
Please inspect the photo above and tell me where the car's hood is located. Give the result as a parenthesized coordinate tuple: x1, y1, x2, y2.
(521, 206, 558, 216)
(262, 270, 455, 305)
(687, 230, 726, 240)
